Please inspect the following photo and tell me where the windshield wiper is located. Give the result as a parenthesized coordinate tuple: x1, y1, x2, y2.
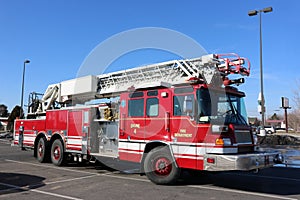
(231, 103, 247, 125)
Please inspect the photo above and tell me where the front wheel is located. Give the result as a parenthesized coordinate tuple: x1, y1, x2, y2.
(144, 146, 180, 185)
(51, 139, 65, 166)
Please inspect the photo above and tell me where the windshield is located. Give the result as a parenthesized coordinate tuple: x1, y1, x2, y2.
(196, 88, 248, 125)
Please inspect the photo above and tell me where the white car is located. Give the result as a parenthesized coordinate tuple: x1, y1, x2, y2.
(257, 126, 276, 134)
(264, 126, 276, 134)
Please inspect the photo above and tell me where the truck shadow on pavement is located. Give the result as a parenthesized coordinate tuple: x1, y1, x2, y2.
(178, 167, 300, 196)
(0, 173, 45, 195)
(72, 161, 300, 196)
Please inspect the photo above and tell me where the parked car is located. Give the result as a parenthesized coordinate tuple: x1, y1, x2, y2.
(257, 125, 276, 134)
(264, 125, 276, 134)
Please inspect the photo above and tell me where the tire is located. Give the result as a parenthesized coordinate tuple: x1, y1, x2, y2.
(51, 139, 65, 166)
(267, 130, 272, 134)
(144, 146, 180, 185)
(36, 137, 49, 163)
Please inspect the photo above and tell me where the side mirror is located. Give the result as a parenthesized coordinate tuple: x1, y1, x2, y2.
(183, 96, 193, 114)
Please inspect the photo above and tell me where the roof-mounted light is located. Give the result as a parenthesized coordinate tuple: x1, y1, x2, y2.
(223, 78, 245, 86)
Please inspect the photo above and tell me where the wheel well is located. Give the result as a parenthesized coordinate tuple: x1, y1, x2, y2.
(143, 142, 167, 154)
(34, 133, 48, 157)
(140, 142, 172, 174)
(50, 134, 64, 148)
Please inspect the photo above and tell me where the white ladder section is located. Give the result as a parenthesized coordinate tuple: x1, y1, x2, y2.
(96, 53, 250, 95)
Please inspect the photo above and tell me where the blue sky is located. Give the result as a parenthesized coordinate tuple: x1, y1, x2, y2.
(0, 0, 299, 118)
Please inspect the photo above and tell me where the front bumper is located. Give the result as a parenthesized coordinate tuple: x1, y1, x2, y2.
(204, 151, 283, 171)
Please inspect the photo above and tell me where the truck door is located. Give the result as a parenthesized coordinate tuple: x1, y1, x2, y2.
(171, 87, 197, 169)
(144, 89, 171, 141)
(123, 91, 146, 141)
(119, 91, 145, 161)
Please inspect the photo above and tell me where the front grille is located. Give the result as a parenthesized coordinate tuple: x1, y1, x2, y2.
(235, 130, 252, 144)
(238, 146, 254, 153)
(235, 130, 254, 153)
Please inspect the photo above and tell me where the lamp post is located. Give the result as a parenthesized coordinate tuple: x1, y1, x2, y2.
(248, 7, 273, 132)
(20, 59, 30, 118)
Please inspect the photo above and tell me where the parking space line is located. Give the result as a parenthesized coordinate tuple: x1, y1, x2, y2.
(45, 174, 99, 185)
(0, 139, 12, 144)
(5, 159, 149, 182)
(4, 159, 297, 200)
(102, 173, 150, 182)
(187, 185, 297, 200)
(5, 159, 102, 175)
(0, 182, 82, 200)
(31, 189, 83, 200)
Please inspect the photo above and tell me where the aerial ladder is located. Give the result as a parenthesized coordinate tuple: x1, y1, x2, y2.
(27, 53, 250, 115)
(96, 53, 250, 95)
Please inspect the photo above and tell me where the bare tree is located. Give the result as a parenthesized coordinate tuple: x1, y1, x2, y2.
(289, 79, 300, 132)
(288, 111, 299, 132)
(293, 79, 300, 110)
(7, 106, 23, 133)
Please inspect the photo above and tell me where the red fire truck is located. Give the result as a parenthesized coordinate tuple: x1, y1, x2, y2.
(14, 53, 283, 184)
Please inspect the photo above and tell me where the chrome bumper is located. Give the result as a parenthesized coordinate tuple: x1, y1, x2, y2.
(204, 151, 283, 171)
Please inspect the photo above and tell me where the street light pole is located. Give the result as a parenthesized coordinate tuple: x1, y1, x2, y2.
(259, 10, 265, 128)
(20, 59, 30, 118)
(248, 7, 273, 131)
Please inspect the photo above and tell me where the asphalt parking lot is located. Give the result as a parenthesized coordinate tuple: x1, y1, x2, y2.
(1, 139, 300, 200)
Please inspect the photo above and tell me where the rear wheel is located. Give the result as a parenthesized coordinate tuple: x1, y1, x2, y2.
(144, 146, 180, 185)
(36, 137, 49, 163)
(51, 139, 65, 166)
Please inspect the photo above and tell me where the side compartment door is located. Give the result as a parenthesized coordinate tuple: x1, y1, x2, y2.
(82, 110, 90, 154)
(67, 110, 83, 151)
(89, 105, 119, 158)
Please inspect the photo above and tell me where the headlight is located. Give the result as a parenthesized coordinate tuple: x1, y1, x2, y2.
(212, 125, 228, 133)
